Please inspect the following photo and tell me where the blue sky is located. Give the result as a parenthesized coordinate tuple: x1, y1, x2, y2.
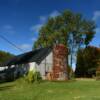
(0, 0, 100, 55)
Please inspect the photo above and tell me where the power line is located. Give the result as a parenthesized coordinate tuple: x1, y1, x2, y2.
(0, 34, 25, 53)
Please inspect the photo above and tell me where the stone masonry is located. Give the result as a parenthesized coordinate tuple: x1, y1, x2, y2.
(52, 44, 68, 80)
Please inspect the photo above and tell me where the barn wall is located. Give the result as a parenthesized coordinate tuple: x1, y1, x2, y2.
(22, 52, 53, 80)
(27, 45, 68, 81)
(36, 52, 53, 80)
(29, 62, 36, 71)
(0, 66, 8, 71)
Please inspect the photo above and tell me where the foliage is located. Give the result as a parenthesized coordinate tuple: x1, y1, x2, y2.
(34, 71, 42, 82)
(96, 71, 100, 80)
(26, 71, 34, 83)
(96, 66, 100, 80)
(75, 46, 100, 78)
(33, 10, 96, 67)
(0, 50, 14, 65)
(26, 71, 42, 83)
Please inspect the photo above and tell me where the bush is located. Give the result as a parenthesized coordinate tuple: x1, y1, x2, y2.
(96, 66, 100, 80)
(26, 71, 42, 83)
(87, 68, 96, 78)
(76, 46, 100, 78)
(34, 72, 42, 82)
(26, 71, 34, 83)
(96, 71, 100, 80)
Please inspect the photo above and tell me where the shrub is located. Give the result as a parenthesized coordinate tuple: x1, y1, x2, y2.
(87, 68, 96, 78)
(96, 66, 100, 80)
(34, 72, 42, 82)
(26, 71, 42, 83)
(26, 71, 34, 83)
(96, 71, 100, 80)
(76, 46, 100, 78)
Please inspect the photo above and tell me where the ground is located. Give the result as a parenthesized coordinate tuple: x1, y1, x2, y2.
(0, 78, 100, 100)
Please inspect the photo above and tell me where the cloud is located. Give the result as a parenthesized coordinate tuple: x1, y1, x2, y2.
(31, 37, 37, 42)
(30, 16, 47, 33)
(96, 28, 100, 33)
(19, 44, 32, 50)
(30, 10, 59, 33)
(39, 10, 59, 23)
(93, 11, 100, 21)
(90, 27, 100, 47)
(50, 10, 60, 18)
(2, 25, 15, 34)
(30, 24, 43, 33)
(3, 25, 13, 30)
(39, 16, 47, 23)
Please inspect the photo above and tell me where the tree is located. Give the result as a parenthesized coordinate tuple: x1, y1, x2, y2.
(75, 46, 100, 78)
(0, 50, 14, 65)
(33, 10, 96, 67)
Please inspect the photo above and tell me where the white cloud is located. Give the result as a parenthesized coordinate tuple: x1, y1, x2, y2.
(19, 44, 32, 50)
(90, 27, 100, 47)
(39, 16, 47, 23)
(50, 10, 60, 18)
(31, 37, 37, 42)
(30, 10, 59, 33)
(39, 10, 59, 23)
(30, 16, 47, 33)
(93, 11, 100, 21)
(2, 25, 15, 34)
(30, 24, 43, 33)
(3, 25, 13, 30)
(96, 27, 100, 33)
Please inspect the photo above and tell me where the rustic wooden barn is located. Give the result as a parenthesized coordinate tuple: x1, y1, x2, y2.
(0, 44, 68, 81)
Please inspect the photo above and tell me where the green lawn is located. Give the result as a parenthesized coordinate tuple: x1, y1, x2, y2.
(0, 79, 100, 100)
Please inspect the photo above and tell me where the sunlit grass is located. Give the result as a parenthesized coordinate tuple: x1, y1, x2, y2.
(0, 78, 100, 100)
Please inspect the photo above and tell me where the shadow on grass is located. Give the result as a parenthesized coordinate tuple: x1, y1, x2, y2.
(0, 84, 14, 91)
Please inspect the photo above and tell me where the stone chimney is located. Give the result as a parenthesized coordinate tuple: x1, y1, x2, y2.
(52, 44, 68, 80)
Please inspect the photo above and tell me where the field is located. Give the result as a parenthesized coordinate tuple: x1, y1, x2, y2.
(0, 79, 100, 100)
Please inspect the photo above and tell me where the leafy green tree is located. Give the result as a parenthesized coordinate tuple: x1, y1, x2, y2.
(33, 10, 96, 67)
(75, 46, 100, 78)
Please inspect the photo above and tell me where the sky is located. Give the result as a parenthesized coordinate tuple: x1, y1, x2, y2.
(0, 0, 100, 55)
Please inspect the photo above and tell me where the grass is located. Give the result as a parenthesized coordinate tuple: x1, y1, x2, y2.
(0, 78, 100, 100)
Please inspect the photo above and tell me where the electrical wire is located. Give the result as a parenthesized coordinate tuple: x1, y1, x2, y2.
(0, 34, 25, 53)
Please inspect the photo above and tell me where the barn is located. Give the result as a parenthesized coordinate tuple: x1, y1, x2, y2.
(0, 44, 68, 81)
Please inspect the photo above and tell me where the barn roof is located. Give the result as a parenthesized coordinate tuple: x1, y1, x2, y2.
(0, 47, 52, 67)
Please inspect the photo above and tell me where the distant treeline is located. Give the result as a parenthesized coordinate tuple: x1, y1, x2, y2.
(0, 50, 14, 65)
(75, 46, 100, 78)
